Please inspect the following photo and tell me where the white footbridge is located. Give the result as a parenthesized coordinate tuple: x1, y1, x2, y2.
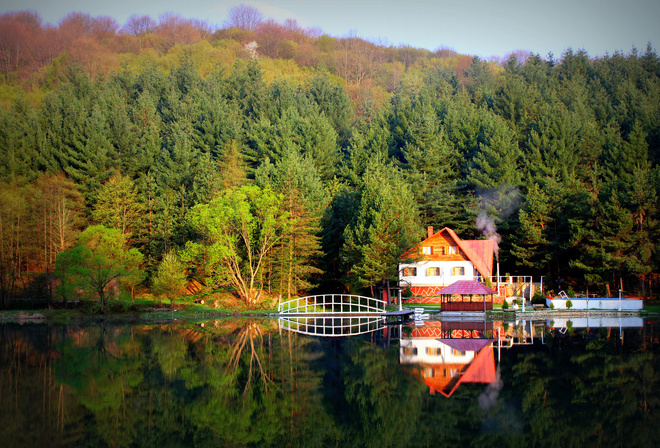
(278, 294, 387, 316)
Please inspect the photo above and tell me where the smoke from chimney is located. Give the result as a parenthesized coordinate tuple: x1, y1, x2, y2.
(475, 185, 521, 262)
(477, 211, 501, 261)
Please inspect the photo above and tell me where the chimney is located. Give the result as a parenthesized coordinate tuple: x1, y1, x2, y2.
(427, 226, 434, 239)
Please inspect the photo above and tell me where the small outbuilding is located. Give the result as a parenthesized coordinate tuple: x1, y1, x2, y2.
(436, 280, 497, 312)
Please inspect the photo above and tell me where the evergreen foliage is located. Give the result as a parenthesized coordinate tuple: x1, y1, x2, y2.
(0, 11, 659, 304)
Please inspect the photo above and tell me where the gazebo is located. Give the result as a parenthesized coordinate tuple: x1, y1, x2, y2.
(436, 280, 497, 312)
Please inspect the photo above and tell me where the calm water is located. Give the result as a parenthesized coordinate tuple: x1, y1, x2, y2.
(1, 317, 658, 447)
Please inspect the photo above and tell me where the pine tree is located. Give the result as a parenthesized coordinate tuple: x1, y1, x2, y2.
(92, 174, 143, 241)
(152, 250, 187, 308)
(255, 145, 326, 299)
(396, 101, 463, 230)
(341, 163, 423, 295)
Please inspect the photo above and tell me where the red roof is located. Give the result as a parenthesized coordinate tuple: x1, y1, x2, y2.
(439, 342, 497, 397)
(400, 227, 494, 278)
(435, 280, 497, 296)
(458, 343, 497, 384)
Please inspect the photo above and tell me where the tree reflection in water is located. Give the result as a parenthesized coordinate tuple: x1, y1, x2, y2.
(0, 319, 658, 447)
(228, 322, 272, 395)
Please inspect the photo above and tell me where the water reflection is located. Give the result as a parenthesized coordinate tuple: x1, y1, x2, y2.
(0, 317, 658, 447)
(278, 315, 384, 336)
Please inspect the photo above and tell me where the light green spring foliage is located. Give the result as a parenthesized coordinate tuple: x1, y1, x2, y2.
(152, 251, 187, 307)
(55, 225, 144, 310)
(184, 185, 292, 306)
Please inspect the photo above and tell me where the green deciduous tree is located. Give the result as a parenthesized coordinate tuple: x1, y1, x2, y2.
(55, 225, 144, 311)
(152, 250, 187, 308)
(184, 185, 291, 306)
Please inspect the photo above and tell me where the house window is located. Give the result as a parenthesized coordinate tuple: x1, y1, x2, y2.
(403, 267, 417, 277)
(452, 267, 465, 276)
(452, 349, 466, 356)
(426, 347, 441, 356)
(422, 246, 433, 255)
(447, 246, 457, 254)
(427, 267, 441, 276)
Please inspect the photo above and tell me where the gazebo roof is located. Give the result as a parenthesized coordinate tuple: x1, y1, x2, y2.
(437, 338, 494, 353)
(435, 280, 497, 296)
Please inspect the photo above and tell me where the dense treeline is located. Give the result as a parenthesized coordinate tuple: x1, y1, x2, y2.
(0, 8, 659, 308)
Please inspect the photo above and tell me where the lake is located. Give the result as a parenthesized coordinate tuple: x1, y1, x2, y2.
(1, 316, 658, 447)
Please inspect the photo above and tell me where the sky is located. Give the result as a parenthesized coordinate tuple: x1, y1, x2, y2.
(1, 0, 658, 59)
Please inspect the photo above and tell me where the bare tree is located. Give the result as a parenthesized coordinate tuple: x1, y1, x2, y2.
(121, 14, 156, 36)
(224, 4, 263, 30)
(334, 33, 384, 85)
(58, 12, 94, 37)
(502, 49, 532, 67)
(91, 16, 119, 40)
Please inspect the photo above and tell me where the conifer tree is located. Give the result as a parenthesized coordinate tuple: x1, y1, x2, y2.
(255, 145, 326, 299)
(397, 101, 463, 230)
(341, 163, 423, 295)
(92, 174, 143, 241)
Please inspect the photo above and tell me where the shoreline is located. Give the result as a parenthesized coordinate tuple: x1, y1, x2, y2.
(1, 307, 657, 324)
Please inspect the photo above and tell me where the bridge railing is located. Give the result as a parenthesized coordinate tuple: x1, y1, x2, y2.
(279, 294, 386, 315)
(279, 316, 384, 337)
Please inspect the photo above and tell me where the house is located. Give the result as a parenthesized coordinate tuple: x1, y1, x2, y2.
(400, 328, 498, 397)
(399, 227, 494, 296)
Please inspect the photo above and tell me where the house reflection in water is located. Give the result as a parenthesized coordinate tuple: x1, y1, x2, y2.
(400, 321, 500, 397)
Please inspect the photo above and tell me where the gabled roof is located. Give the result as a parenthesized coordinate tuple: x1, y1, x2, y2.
(414, 340, 497, 397)
(439, 341, 497, 397)
(435, 280, 497, 296)
(400, 227, 494, 278)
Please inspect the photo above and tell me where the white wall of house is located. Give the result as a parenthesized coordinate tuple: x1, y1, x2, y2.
(399, 260, 475, 288)
(399, 339, 476, 365)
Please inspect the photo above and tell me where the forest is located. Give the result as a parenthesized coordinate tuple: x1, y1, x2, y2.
(0, 7, 659, 309)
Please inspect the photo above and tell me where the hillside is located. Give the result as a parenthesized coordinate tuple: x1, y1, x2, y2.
(1, 9, 659, 307)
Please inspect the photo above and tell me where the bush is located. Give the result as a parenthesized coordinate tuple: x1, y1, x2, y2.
(550, 302, 555, 309)
(566, 299, 573, 309)
(532, 291, 546, 305)
(402, 287, 413, 298)
(502, 300, 509, 310)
